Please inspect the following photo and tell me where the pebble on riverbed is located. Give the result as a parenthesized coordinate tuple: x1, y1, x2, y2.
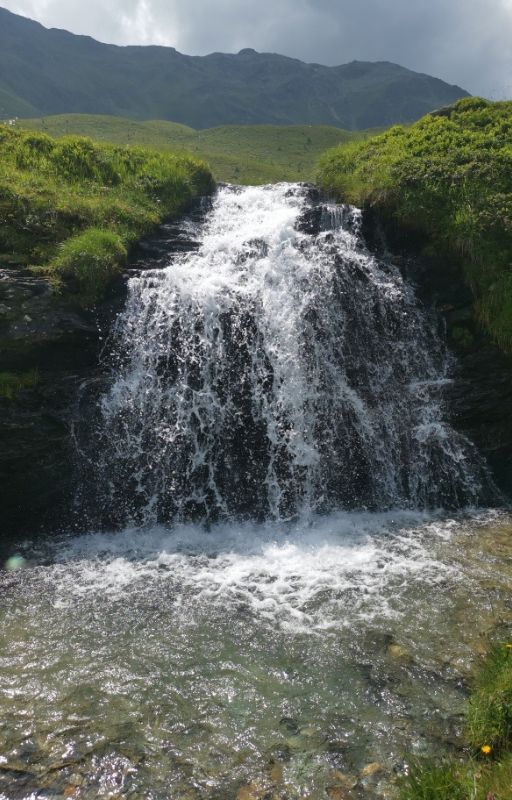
(361, 762, 384, 777)
(386, 642, 413, 663)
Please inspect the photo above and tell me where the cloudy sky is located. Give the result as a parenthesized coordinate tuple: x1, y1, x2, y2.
(2, 0, 511, 97)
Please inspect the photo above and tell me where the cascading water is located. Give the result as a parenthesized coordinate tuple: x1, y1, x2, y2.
(93, 183, 487, 528)
(3, 184, 510, 800)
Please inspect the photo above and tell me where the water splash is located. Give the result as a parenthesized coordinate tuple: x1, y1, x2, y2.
(95, 183, 486, 526)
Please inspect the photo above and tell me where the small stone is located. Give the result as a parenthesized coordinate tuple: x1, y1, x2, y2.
(327, 788, 348, 800)
(298, 726, 316, 737)
(330, 770, 358, 790)
(361, 762, 384, 778)
(279, 717, 299, 734)
(269, 763, 283, 783)
(237, 782, 267, 800)
(5, 555, 26, 571)
(387, 643, 413, 662)
(68, 773, 84, 786)
(63, 787, 78, 798)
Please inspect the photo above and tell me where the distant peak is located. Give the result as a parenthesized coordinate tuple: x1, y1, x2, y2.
(238, 48, 258, 56)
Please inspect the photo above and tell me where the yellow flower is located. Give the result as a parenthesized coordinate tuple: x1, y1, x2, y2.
(506, 644, 512, 649)
(481, 745, 492, 755)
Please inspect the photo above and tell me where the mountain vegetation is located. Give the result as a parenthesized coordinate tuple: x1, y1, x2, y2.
(0, 125, 213, 303)
(0, 7, 469, 130)
(17, 114, 369, 184)
(318, 97, 512, 352)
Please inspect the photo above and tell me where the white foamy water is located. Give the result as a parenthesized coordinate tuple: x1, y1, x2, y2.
(24, 511, 466, 634)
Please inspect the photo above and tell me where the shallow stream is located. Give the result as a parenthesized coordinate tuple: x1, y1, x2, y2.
(1, 511, 512, 799)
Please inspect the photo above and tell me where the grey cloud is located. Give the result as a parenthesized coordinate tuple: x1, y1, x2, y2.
(2, 0, 512, 96)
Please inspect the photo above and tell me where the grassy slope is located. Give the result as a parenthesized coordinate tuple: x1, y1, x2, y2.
(0, 126, 214, 303)
(318, 97, 512, 352)
(18, 114, 370, 184)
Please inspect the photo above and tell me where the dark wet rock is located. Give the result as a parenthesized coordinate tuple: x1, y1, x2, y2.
(296, 205, 323, 235)
(0, 267, 115, 550)
(278, 717, 299, 735)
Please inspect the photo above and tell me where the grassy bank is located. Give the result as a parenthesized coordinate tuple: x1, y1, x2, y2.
(318, 98, 512, 352)
(17, 114, 370, 184)
(398, 643, 512, 800)
(0, 125, 214, 303)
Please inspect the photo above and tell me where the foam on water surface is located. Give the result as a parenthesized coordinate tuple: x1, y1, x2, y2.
(35, 511, 451, 629)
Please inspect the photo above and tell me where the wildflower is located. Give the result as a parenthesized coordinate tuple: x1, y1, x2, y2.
(481, 744, 492, 755)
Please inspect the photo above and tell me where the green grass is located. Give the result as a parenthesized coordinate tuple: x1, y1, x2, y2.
(398, 760, 473, 800)
(0, 125, 214, 303)
(50, 228, 127, 304)
(398, 757, 512, 800)
(317, 97, 512, 352)
(17, 114, 371, 185)
(397, 644, 512, 800)
(467, 645, 512, 752)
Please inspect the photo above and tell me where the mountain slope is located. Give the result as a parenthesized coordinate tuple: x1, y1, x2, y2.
(18, 113, 370, 183)
(0, 7, 469, 129)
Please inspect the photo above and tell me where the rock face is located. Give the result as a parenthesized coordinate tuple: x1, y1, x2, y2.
(0, 266, 113, 553)
(361, 207, 512, 500)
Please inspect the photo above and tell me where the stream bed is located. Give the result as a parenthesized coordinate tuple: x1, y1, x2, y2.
(1, 510, 511, 799)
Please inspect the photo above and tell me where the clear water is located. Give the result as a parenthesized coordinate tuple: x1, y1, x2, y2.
(1, 511, 512, 799)
(1, 185, 507, 799)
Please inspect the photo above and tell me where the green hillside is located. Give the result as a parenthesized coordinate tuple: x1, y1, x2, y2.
(0, 7, 469, 130)
(0, 126, 213, 303)
(18, 114, 368, 183)
(318, 97, 512, 352)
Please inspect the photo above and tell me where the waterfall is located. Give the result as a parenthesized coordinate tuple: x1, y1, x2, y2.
(92, 183, 487, 527)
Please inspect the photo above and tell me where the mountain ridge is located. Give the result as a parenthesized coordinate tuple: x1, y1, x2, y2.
(0, 6, 470, 129)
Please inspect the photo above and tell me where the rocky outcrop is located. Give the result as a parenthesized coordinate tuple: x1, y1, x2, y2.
(0, 266, 111, 551)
